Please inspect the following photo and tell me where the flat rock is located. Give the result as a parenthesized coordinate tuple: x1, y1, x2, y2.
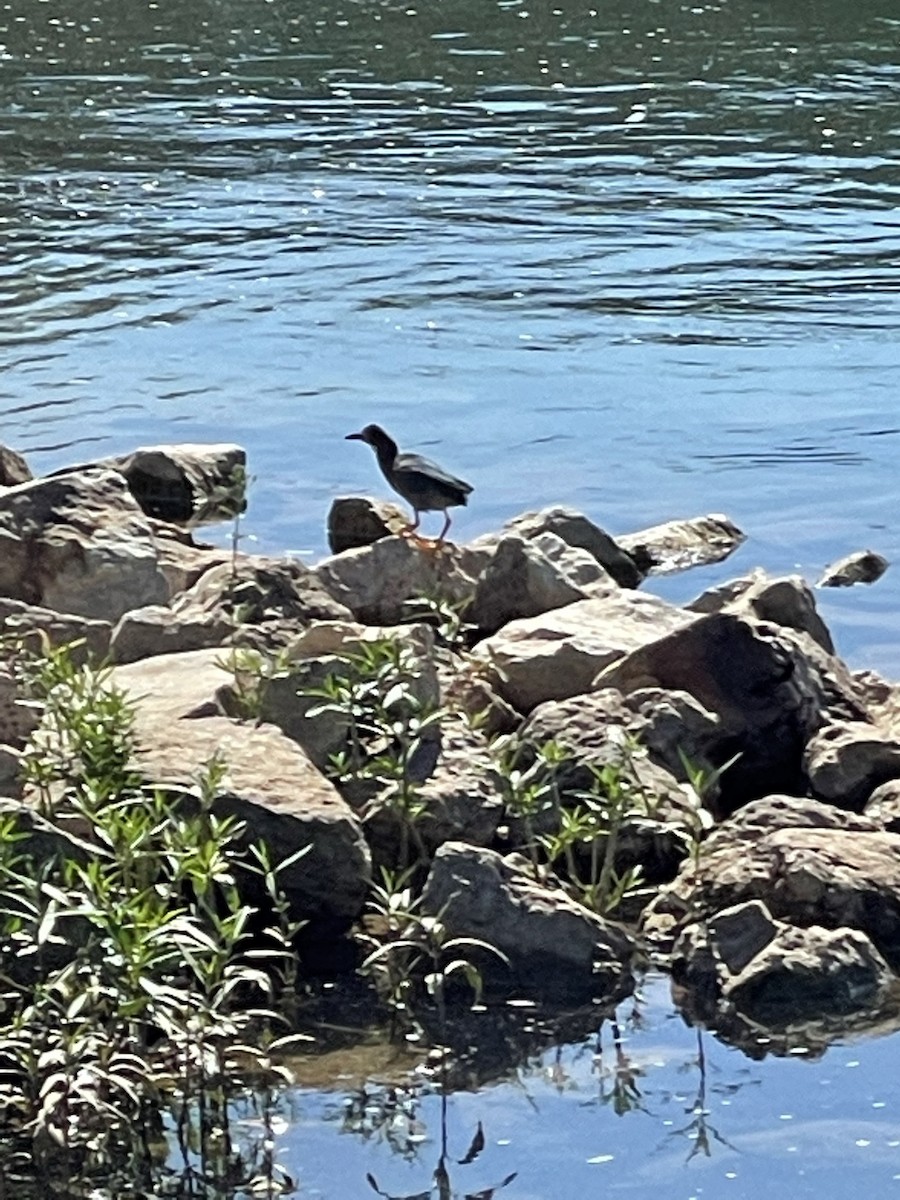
(617, 513, 745, 575)
(473, 591, 694, 712)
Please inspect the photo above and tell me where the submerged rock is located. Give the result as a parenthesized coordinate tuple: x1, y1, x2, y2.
(818, 550, 889, 588)
(617, 513, 745, 575)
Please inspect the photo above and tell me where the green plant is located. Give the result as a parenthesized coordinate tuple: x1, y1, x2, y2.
(402, 592, 475, 653)
(0, 638, 305, 1194)
(303, 637, 445, 869)
(676, 749, 740, 870)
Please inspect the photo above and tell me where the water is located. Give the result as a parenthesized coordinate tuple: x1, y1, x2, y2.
(4, 1, 900, 1192)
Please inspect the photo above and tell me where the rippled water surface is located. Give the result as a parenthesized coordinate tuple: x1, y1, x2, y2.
(3, 0, 900, 665)
(4, 4, 900, 1193)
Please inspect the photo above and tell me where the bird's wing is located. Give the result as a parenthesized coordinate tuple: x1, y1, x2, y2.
(394, 452, 473, 495)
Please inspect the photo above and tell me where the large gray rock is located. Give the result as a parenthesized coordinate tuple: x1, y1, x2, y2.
(469, 533, 612, 635)
(672, 899, 892, 1024)
(806, 720, 900, 812)
(420, 842, 635, 1000)
(0, 597, 112, 663)
(642, 796, 900, 971)
(327, 495, 411, 553)
(314, 536, 489, 626)
(689, 572, 834, 654)
(0, 468, 168, 621)
(597, 613, 867, 806)
(472, 591, 695, 712)
(106, 443, 247, 526)
(503, 506, 643, 588)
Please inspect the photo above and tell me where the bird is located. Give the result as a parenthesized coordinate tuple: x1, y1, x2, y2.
(345, 423, 473, 545)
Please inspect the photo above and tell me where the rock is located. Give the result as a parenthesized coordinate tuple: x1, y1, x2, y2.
(0, 744, 22, 797)
(468, 534, 611, 635)
(420, 841, 635, 1000)
(818, 550, 889, 588)
(111, 558, 352, 663)
(516, 688, 705, 883)
(805, 721, 900, 812)
(0, 468, 168, 621)
(146, 519, 233, 598)
(0, 445, 32, 487)
(642, 797, 900, 971)
(864, 780, 900, 834)
(473, 591, 695, 713)
(617, 513, 745, 575)
(107, 443, 247, 526)
(0, 664, 42, 749)
(363, 720, 505, 868)
(690, 572, 834, 654)
(132, 715, 371, 936)
(0, 597, 112, 663)
(443, 665, 519, 737)
(724, 924, 891, 1023)
(314, 536, 488, 625)
(327, 496, 411, 553)
(672, 900, 892, 1024)
(619, 687, 724, 784)
(597, 613, 867, 807)
(503, 506, 644, 587)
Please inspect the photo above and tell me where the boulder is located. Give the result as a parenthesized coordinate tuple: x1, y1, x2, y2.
(642, 796, 900, 971)
(672, 900, 891, 1024)
(689, 572, 834, 654)
(864, 780, 900, 834)
(314, 536, 489, 626)
(327, 496, 411, 553)
(106, 443, 247, 525)
(132, 715, 371, 936)
(0, 468, 168, 621)
(597, 613, 867, 807)
(468, 534, 612, 635)
(472, 591, 695, 713)
(502, 506, 643, 587)
(617, 513, 745, 575)
(805, 720, 900, 812)
(420, 842, 635, 1000)
(145, 519, 233, 598)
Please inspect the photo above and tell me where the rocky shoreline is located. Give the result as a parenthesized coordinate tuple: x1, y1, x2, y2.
(1, 440, 898, 1050)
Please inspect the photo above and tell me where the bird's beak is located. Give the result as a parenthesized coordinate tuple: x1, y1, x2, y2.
(345, 431, 364, 442)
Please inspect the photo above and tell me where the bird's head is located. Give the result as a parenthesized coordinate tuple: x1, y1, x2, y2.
(345, 424, 393, 450)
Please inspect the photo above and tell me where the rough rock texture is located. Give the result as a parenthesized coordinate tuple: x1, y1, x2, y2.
(111, 558, 352, 664)
(864, 779, 900, 834)
(0, 597, 112, 663)
(469, 533, 612, 635)
(473, 591, 695, 713)
(0, 744, 22, 797)
(133, 715, 371, 934)
(642, 796, 900, 970)
(690, 572, 834, 654)
(0, 468, 168, 621)
(0, 665, 42, 749)
(805, 720, 900, 812)
(0, 445, 32, 487)
(597, 613, 868, 806)
(672, 898, 891, 1024)
(818, 550, 889, 588)
(107, 443, 247, 525)
(145, 519, 233, 598)
(616, 513, 745, 575)
(420, 841, 635, 1000)
(327, 495, 411, 553)
(314, 536, 489, 625)
(503, 506, 643, 588)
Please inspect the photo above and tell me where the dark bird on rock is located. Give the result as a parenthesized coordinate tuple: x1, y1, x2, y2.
(345, 423, 473, 544)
